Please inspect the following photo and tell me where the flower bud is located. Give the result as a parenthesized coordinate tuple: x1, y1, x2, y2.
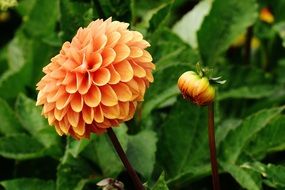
(260, 8, 274, 24)
(178, 71, 215, 106)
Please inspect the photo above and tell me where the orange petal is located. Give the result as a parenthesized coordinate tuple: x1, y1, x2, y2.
(114, 44, 130, 62)
(113, 60, 133, 82)
(135, 50, 153, 62)
(108, 65, 121, 84)
(62, 72, 75, 85)
(82, 106, 94, 124)
(66, 76, 77, 94)
(93, 34, 107, 52)
(72, 117, 86, 136)
(134, 78, 146, 100)
(118, 101, 129, 119)
(67, 110, 80, 127)
(126, 79, 140, 100)
(59, 119, 70, 134)
(101, 48, 116, 67)
(126, 102, 137, 120)
(50, 69, 65, 79)
(76, 72, 84, 91)
(100, 84, 118, 106)
(70, 93, 84, 112)
(54, 108, 65, 121)
(54, 122, 64, 136)
(47, 86, 65, 102)
(101, 104, 120, 119)
(86, 52, 102, 71)
(145, 69, 154, 82)
(130, 61, 146, 78)
(106, 31, 121, 47)
(129, 46, 143, 58)
(112, 83, 132, 102)
(56, 93, 72, 110)
(117, 31, 133, 44)
(94, 106, 104, 123)
(92, 68, 111, 86)
(47, 112, 56, 125)
(43, 102, 55, 114)
(78, 72, 92, 94)
(83, 85, 101, 107)
(62, 59, 78, 71)
(68, 46, 82, 64)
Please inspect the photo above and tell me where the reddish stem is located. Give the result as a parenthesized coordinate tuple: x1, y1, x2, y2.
(208, 103, 221, 190)
(107, 128, 144, 190)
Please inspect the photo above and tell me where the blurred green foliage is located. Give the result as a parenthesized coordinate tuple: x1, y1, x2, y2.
(1, 0, 285, 189)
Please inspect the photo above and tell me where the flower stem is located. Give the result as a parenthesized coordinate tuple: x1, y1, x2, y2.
(244, 26, 253, 65)
(208, 103, 220, 190)
(107, 128, 144, 190)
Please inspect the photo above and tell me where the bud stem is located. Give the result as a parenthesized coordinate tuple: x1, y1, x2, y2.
(208, 103, 221, 190)
(107, 128, 144, 190)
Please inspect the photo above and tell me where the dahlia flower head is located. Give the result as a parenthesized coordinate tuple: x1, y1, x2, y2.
(36, 18, 155, 139)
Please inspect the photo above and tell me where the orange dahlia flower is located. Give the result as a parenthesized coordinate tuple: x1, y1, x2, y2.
(36, 18, 155, 139)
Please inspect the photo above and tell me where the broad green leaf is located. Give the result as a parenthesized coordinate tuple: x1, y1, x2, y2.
(242, 162, 285, 188)
(0, 134, 45, 160)
(219, 107, 284, 163)
(82, 125, 128, 177)
(68, 138, 90, 158)
(148, 3, 172, 33)
(198, 0, 258, 65)
(59, 0, 96, 41)
(15, 94, 61, 149)
(22, 0, 58, 37)
(0, 35, 32, 98)
(218, 85, 279, 100)
(156, 97, 209, 184)
(0, 98, 24, 135)
(0, 178, 55, 190)
(244, 116, 285, 160)
(97, 0, 131, 22)
(126, 130, 157, 178)
(221, 162, 261, 190)
(215, 118, 242, 147)
(131, 0, 172, 30)
(173, 0, 213, 49)
(152, 172, 169, 190)
(56, 153, 94, 190)
(274, 22, 285, 48)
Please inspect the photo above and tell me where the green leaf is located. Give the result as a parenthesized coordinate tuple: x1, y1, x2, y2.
(59, 0, 96, 41)
(126, 130, 157, 178)
(219, 107, 284, 163)
(0, 35, 32, 99)
(97, 0, 131, 22)
(197, 0, 258, 65)
(148, 3, 172, 33)
(152, 172, 169, 190)
(82, 125, 128, 177)
(173, 0, 213, 49)
(56, 153, 94, 190)
(0, 98, 24, 135)
(0, 178, 55, 190)
(274, 22, 285, 48)
(218, 85, 279, 100)
(68, 138, 90, 158)
(15, 94, 61, 149)
(22, 0, 59, 37)
(221, 162, 261, 190)
(156, 97, 209, 184)
(243, 162, 285, 188)
(244, 115, 285, 160)
(0, 134, 45, 160)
